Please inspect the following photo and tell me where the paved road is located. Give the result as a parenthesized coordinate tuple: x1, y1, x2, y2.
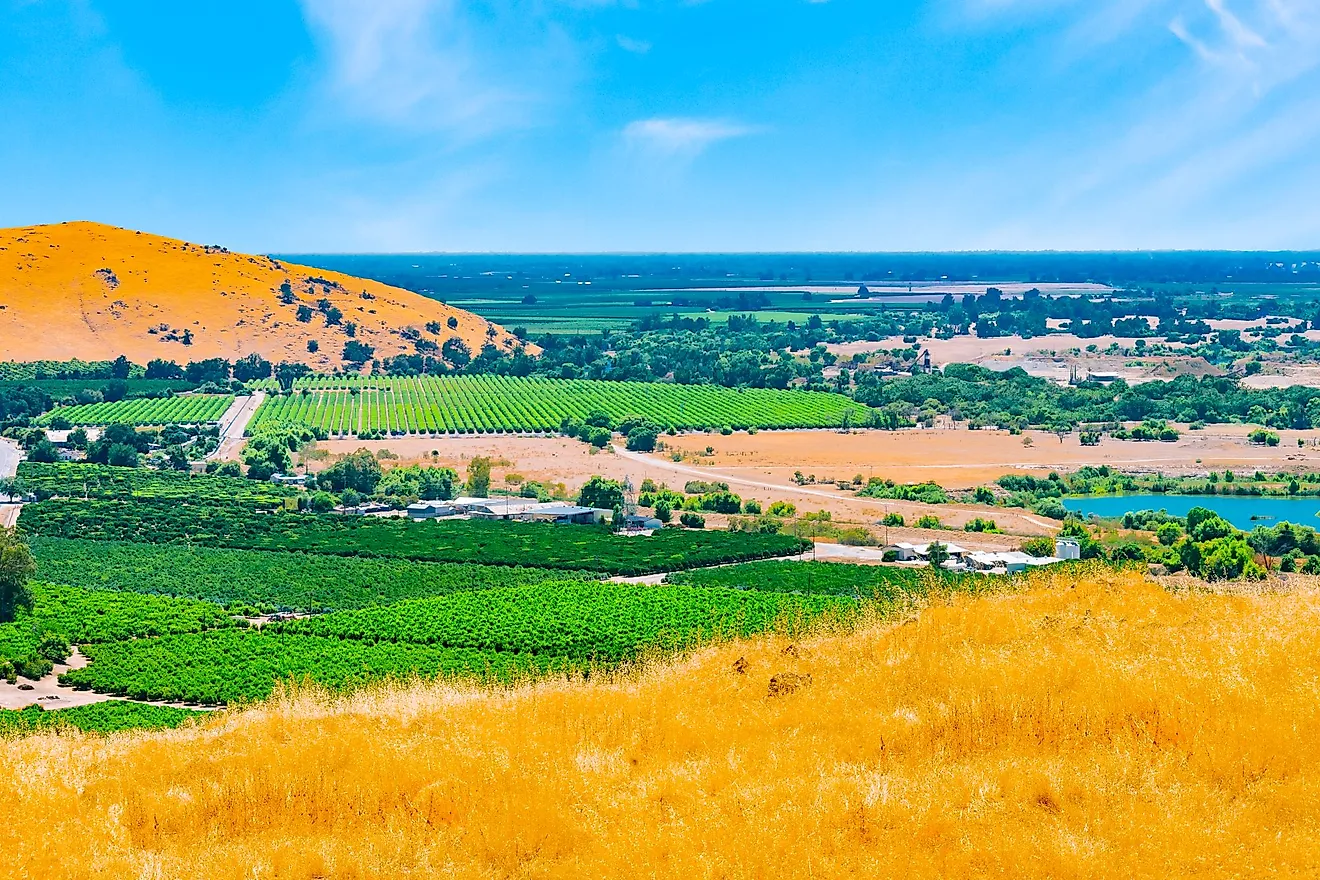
(212, 391, 265, 460)
(0, 438, 19, 480)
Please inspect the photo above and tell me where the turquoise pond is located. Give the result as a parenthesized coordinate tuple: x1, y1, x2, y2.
(1061, 495, 1320, 531)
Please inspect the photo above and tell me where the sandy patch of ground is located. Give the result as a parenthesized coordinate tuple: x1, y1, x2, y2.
(1241, 364, 1320, 389)
(0, 648, 109, 710)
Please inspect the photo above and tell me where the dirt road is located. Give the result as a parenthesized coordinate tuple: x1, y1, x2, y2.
(613, 444, 1051, 534)
(0, 438, 19, 480)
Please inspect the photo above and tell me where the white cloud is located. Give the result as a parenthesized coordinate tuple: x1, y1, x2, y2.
(622, 117, 761, 157)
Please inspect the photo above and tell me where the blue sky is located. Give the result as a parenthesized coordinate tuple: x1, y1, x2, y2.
(2, 0, 1318, 252)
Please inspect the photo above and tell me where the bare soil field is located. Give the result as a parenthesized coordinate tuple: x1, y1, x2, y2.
(830, 333, 1224, 385)
(1241, 364, 1320, 389)
(827, 333, 1186, 365)
(656, 425, 1320, 487)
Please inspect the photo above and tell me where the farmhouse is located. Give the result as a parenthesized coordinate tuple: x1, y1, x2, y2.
(406, 500, 459, 520)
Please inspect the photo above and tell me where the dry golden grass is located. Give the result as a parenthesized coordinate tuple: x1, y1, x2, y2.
(4, 567, 1320, 878)
(0, 221, 525, 368)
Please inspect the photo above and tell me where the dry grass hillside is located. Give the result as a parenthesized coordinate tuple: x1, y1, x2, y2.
(0, 221, 525, 369)
(4, 568, 1320, 878)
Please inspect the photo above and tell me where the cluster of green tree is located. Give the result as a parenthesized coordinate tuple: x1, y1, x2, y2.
(240, 421, 324, 480)
(373, 316, 880, 394)
(19, 497, 811, 576)
(0, 357, 146, 381)
(1111, 420, 1181, 442)
(558, 411, 663, 451)
(855, 367, 1320, 432)
(857, 478, 950, 504)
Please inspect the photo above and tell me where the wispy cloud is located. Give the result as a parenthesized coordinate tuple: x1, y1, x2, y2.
(615, 34, 651, 54)
(297, 0, 565, 136)
(622, 117, 761, 157)
(942, 0, 1320, 246)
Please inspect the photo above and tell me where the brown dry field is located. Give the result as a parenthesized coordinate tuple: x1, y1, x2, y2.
(658, 424, 1319, 486)
(0, 221, 524, 368)
(309, 424, 1319, 538)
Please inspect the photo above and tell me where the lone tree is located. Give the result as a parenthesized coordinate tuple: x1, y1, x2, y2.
(926, 541, 949, 570)
(0, 526, 36, 622)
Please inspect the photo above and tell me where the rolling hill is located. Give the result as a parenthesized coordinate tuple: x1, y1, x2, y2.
(0, 221, 525, 369)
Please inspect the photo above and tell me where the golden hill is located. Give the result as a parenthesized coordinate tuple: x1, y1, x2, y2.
(0, 221, 525, 369)
(4, 568, 1319, 878)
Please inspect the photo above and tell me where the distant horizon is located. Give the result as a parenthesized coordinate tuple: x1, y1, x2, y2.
(274, 249, 1320, 258)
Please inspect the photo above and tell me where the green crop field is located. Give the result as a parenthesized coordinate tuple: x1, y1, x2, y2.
(62, 631, 575, 704)
(30, 537, 596, 613)
(57, 580, 848, 704)
(247, 374, 869, 436)
(21, 498, 809, 575)
(668, 560, 945, 600)
(36, 394, 233, 427)
(0, 582, 242, 671)
(270, 581, 853, 662)
(16, 462, 297, 507)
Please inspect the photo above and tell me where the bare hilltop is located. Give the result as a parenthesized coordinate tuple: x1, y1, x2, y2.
(0, 221, 523, 369)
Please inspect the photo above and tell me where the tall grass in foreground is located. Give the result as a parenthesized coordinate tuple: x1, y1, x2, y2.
(3, 566, 1320, 878)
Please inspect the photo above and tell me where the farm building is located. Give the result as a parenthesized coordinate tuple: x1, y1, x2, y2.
(406, 500, 460, 520)
(885, 541, 970, 562)
(420, 497, 610, 525)
(524, 504, 608, 525)
(621, 514, 664, 533)
(963, 550, 1062, 574)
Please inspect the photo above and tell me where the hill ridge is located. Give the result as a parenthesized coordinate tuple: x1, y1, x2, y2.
(0, 221, 523, 369)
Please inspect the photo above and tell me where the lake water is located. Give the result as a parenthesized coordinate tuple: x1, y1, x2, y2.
(1061, 494, 1320, 531)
